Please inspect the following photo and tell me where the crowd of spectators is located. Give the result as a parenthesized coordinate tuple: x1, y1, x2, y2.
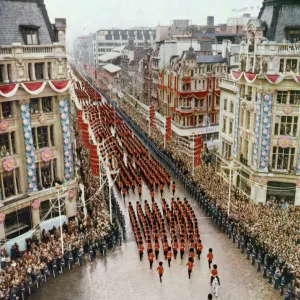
(118, 98, 300, 293)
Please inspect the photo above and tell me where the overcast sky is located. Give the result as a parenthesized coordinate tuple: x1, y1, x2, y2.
(45, 0, 262, 47)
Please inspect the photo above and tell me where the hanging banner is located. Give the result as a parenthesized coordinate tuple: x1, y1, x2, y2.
(149, 105, 155, 127)
(194, 136, 202, 167)
(165, 116, 171, 142)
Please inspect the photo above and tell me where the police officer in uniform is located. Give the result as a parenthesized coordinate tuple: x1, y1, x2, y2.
(232, 226, 236, 244)
(257, 251, 262, 272)
(269, 264, 274, 284)
(280, 276, 285, 296)
(241, 235, 245, 254)
(68, 251, 74, 270)
(263, 259, 268, 278)
(246, 242, 251, 260)
(251, 248, 256, 266)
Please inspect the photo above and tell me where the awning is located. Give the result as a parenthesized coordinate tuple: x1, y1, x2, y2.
(98, 52, 121, 62)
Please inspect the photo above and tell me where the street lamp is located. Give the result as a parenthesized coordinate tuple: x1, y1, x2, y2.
(55, 183, 67, 255)
(98, 138, 120, 223)
(221, 157, 240, 217)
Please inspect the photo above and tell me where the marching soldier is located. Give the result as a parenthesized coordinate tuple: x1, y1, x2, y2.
(251, 248, 256, 266)
(257, 251, 262, 272)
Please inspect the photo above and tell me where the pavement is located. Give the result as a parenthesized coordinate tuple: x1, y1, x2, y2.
(30, 178, 282, 300)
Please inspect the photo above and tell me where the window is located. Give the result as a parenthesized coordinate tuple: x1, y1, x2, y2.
(208, 95, 212, 107)
(216, 79, 219, 89)
(0, 132, 15, 157)
(209, 80, 212, 89)
(276, 91, 288, 104)
(1, 102, 12, 118)
(246, 111, 251, 129)
(272, 146, 295, 170)
(274, 116, 298, 136)
(30, 98, 39, 114)
(229, 101, 234, 113)
(223, 99, 227, 111)
(37, 159, 56, 190)
(42, 97, 52, 112)
(23, 29, 39, 45)
(289, 91, 300, 105)
(286, 59, 297, 72)
(40, 198, 66, 221)
(215, 96, 220, 107)
(229, 121, 233, 135)
(35, 63, 44, 80)
(32, 125, 54, 149)
(222, 120, 226, 133)
(195, 115, 203, 125)
(5, 207, 32, 239)
(279, 59, 284, 73)
(1, 169, 19, 200)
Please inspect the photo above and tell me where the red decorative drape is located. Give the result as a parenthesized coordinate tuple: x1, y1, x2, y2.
(194, 136, 202, 167)
(77, 110, 83, 130)
(89, 144, 99, 176)
(165, 116, 171, 142)
(81, 122, 89, 148)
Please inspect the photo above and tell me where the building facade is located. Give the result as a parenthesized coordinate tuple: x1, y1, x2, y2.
(0, 0, 77, 245)
(157, 44, 227, 148)
(219, 18, 300, 205)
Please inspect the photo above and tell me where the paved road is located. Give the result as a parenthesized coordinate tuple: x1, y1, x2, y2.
(30, 178, 282, 300)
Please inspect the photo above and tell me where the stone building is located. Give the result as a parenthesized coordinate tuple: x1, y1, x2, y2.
(219, 16, 300, 205)
(157, 42, 227, 149)
(0, 0, 77, 246)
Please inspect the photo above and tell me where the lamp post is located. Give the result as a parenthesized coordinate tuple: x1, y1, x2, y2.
(221, 158, 240, 217)
(56, 184, 67, 255)
(192, 132, 196, 177)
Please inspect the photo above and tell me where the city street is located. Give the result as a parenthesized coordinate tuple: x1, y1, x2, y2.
(31, 177, 282, 300)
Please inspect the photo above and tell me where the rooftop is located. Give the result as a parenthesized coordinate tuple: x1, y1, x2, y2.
(196, 55, 226, 64)
(98, 51, 121, 62)
(102, 63, 121, 73)
(0, 0, 55, 45)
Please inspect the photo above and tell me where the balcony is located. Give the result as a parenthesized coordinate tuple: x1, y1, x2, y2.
(0, 43, 66, 60)
(239, 42, 300, 56)
(219, 79, 237, 92)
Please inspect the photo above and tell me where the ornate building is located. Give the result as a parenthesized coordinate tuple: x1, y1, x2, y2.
(219, 17, 300, 205)
(158, 44, 227, 147)
(0, 0, 77, 246)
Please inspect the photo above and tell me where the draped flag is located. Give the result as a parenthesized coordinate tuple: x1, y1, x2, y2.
(194, 136, 202, 167)
(165, 116, 171, 142)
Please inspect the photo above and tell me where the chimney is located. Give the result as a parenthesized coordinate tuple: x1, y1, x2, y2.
(207, 16, 214, 27)
(55, 18, 67, 44)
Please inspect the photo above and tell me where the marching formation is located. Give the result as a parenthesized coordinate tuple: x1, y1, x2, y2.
(128, 196, 220, 292)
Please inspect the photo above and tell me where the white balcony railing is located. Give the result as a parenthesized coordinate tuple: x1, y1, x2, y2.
(0, 43, 66, 60)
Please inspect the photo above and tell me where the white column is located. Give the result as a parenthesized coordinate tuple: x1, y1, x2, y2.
(295, 188, 300, 206)
(43, 62, 49, 80)
(65, 197, 77, 218)
(3, 64, 9, 83)
(31, 207, 40, 227)
(251, 184, 267, 205)
(31, 63, 36, 81)
(0, 223, 5, 242)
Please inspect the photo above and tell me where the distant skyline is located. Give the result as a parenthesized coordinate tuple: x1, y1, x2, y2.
(45, 0, 262, 48)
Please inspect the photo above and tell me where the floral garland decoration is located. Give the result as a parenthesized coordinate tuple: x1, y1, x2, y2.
(67, 189, 75, 200)
(32, 199, 41, 210)
(2, 157, 15, 172)
(0, 119, 9, 132)
(0, 213, 5, 224)
(59, 99, 73, 181)
(253, 93, 262, 168)
(40, 148, 53, 162)
(20, 103, 38, 192)
(38, 113, 48, 124)
(283, 105, 293, 115)
(258, 177, 268, 185)
(259, 94, 272, 170)
(278, 136, 291, 148)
